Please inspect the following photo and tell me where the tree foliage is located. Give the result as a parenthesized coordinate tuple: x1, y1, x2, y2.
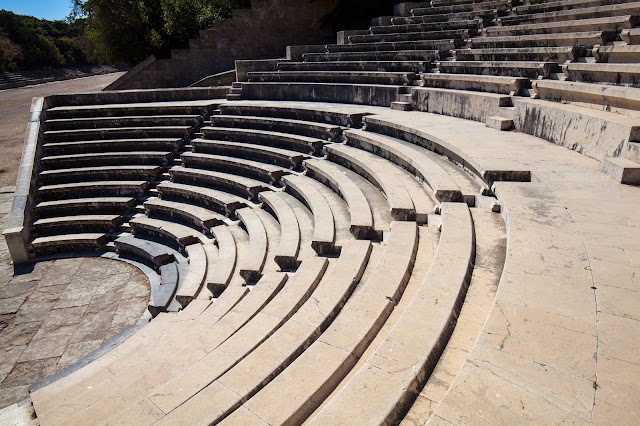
(0, 10, 102, 71)
(72, 0, 249, 65)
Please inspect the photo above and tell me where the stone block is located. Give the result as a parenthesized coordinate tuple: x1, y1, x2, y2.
(602, 157, 640, 185)
(485, 116, 514, 131)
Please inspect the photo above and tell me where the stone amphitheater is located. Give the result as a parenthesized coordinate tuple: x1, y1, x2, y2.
(1, 0, 639, 424)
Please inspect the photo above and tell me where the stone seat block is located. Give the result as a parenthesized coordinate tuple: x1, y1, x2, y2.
(258, 191, 301, 270)
(370, 19, 480, 35)
(37, 180, 149, 201)
(562, 62, 640, 86)
(201, 126, 324, 155)
(310, 203, 473, 424)
(42, 138, 184, 156)
(33, 214, 122, 236)
(533, 79, 640, 113)
(281, 175, 336, 255)
(411, 0, 509, 16)
(326, 144, 416, 220)
(235, 207, 268, 283)
(38, 165, 162, 185)
(211, 115, 342, 141)
(129, 215, 204, 248)
(452, 46, 585, 62)
(207, 225, 237, 294)
(247, 70, 416, 86)
(157, 181, 248, 217)
(621, 27, 640, 43)
(44, 115, 203, 132)
(422, 73, 530, 95)
(513, 0, 638, 16)
(438, 60, 561, 79)
(40, 151, 172, 170)
(348, 29, 471, 44)
(303, 159, 375, 239)
(277, 60, 431, 73)
(238, 82, 402, 108)
(191, 139, 309, 170)
(152, 263, 179, 316)
(302, 50, 442, 62)
(391, 10, 497, 26)
(498, 2, 640, 26)
(326, 39, 458, 53)
(181, 152, 289, 185)
(176, 243, 209, 307)
(594, 45, 640, 63)
(35, 197, 137, 216)
(31, 233, 108, 256)
(169, 166, 270, 201)
(45, 100, 221, 119)
(344, 129, 464, 203)
(114, 234, 175, 269)
(43, 126, 193, 143)
(484, 15, 639, 37)
(468, 31, 616, 49)
(144, 197, 225, 232)
(602, 156, 640, 184)
(218, 102, 372, 128)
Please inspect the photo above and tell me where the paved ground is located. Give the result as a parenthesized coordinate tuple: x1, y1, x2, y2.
(0, 73, 151, 409)
(0, 73, 125, 187)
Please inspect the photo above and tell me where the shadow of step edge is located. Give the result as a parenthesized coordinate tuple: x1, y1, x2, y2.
(281, 175, 336, 256)
(180, 152, 290, 186)
(191, 139, 309, 170)
(146, 240, 372, 423)
(362, 116, 532, 186)
(37, 181, 150, 201)
(35, 197, 138, 217)
(45, 100, 221, 119)
(175, 242, 210, 308)
(40, 151, 173, 169)
(325, 144, 416, 221)
(236, 207, 268, 283)
(156, 182, 248, 218)
(210, 115, 342, 141)
(38, 166, 163, 186)
(258, 191, 301, 271)
(42, 138, 184, 156)
(207, 224, 238, 295)
(303, 158, 377, 240)
(309, 203, 474, 424)
(201, 127, 324, 156)
(143, 198, 225, 234)
(217, 102, 372, 128)
(43, 115, 203, 131)
(344, 129, 465, 204)
(220, 221, 418, 425)
(169, 166, 270, 202)
(32, 215, 122, 236)
(42, 126, 194, 143)
(30, 233, 109, 257)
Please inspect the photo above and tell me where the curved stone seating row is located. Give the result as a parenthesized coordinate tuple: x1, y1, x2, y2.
(192, 138, 310, 169)
(143, 197, 225, 234)
(44, 99, 221, 119)
(201, 126, 324, 155)
(258, 191, 301, 270)
(44, 114, 203, 131)
(210, 114, 342, 141)
(169, 166, 270, 201)
(310, 203, 474, 424)
(235, 207, 268, 283)
(42, 138, 184, 156)
(181, 152, 290, 185)
(40, 151, 173, 169)
(278, 60, 431, 73)
(37, 181, 150, 201)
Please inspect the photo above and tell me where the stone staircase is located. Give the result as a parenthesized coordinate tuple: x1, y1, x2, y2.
(3, 0, 640, 424)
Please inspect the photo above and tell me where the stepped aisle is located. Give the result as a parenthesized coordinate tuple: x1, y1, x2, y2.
(2, 0, 639, 424)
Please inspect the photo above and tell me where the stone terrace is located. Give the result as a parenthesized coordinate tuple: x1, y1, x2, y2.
(2, 0, 640, 424)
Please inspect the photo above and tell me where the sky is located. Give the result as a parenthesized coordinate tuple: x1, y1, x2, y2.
(1, 0, 73, 21)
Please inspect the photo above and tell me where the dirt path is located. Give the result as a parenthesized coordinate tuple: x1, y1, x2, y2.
(0, 73, 125, 187)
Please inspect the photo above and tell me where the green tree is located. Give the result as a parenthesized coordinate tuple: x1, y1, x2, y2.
(0, 36, 21, 71)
